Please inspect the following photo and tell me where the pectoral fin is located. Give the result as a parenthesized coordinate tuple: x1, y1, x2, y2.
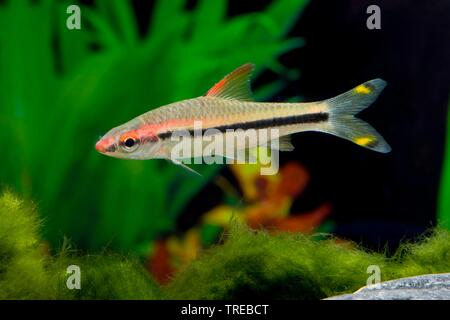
(170, 159, 202, 176)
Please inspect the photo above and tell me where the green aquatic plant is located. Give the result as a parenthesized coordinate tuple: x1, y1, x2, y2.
(165, 223, 450, 299)
(438, 99, 450, 230)
(0, 191, 161, 299)
(0, 0, 309, 253)
(1, 190, 449, 299)
(49, 254, 161, 299)
(0, 191, 48, 299)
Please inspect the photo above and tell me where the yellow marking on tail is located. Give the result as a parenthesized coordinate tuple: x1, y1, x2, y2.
(355, 136, 376, 146)
(355, 84, 371, 94)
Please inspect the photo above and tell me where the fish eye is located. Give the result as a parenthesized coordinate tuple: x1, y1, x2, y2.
(120, 136, 140, 152)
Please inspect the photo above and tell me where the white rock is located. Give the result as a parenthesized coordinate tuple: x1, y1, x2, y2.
(325, 273, 450, 300)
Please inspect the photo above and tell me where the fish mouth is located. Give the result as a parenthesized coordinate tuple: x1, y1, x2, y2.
(95, 140, 117, 153)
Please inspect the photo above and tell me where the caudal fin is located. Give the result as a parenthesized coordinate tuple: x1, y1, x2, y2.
(325, 79, 391, 153)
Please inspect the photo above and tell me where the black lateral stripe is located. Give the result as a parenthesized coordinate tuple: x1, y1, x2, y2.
(157, 112, 329, 139)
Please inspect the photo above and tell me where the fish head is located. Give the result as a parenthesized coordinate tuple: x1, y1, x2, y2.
(96, 121, 162, 160)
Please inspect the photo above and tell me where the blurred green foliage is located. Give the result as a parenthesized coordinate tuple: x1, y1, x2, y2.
(438, 99, 450, 230)
(0, 0, 308, 253)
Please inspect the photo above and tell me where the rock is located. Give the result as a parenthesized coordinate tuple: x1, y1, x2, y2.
(325, 273, 450, 300)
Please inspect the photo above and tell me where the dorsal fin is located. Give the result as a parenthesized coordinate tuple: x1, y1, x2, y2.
(205, 63, 254, 101)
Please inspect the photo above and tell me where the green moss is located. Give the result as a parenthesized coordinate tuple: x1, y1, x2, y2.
(1, 190, 449, 300)
(0, 191, 50, 299)
(0, 191, 161, 299)
(390, 229, 450, 277)
(49, 254, 161, 300)
(165, 224, 450, 299)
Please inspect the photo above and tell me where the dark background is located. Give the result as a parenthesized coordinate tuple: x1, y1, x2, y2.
(127, 0, 450, 251)
(287, 0, 450, 250)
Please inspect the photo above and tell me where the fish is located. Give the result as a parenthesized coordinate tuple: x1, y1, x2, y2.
(95, 63, 391, 172)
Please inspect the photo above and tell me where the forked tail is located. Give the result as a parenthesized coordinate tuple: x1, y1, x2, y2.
(324, 79, 391, 153)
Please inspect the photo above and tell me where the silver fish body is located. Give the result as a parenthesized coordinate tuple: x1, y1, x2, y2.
(96, 63, 391, 167)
